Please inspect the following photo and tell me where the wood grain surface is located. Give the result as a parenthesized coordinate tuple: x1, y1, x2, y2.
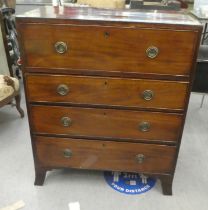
(31, 105, 183, 142)
(15, 7, 202, 193)
(35, 136, 176, 174)
(20, 24, 196, 76)
(26, 74, 188, 111)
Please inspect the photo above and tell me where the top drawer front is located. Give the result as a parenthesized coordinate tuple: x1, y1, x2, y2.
(21, 24, 196, 76)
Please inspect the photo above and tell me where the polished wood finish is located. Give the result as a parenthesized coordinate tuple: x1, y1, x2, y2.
(31, 105, 182, 143)
(16, 6, 201, 27)
(160, 175, 174, 195)
(16, 6, 202, 195)
(35, 136, 176, 174)
(20, 24, 196, 76)
(26, 74, 188, 111)
(34, 168, 46, 186)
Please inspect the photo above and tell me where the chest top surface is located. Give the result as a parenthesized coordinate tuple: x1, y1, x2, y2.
(16, 5, 201, 27)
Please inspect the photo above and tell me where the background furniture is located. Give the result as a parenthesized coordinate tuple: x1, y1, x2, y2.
(194, 45, 208, 91)
(0, 74, 24, 117)
(0, 9, 11, 75)
(191, 10, 208, 107)
(0, 0, 16, 9)
(192, 45, 208, 107)
(191, 9, 208, 45)
(16, 6, 201, 195)
(0, 6, 22, 79)
(0, 7, 24, 117)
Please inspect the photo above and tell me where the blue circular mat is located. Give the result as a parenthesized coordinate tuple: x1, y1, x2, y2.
(104, 171, 156, 195)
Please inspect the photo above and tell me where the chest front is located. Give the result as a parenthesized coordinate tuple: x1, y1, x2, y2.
(16, 6, 202, 195)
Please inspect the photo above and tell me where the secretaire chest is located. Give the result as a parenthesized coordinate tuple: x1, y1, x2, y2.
(16, 6, 202, 195)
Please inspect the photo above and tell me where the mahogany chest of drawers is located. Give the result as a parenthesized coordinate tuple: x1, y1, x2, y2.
(16, 6, 202, 195)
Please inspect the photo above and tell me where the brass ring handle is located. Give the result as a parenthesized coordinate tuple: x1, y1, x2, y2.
(139, 122, 151, 132)
(146, 46, 159, 59)
(135, 154, 145, 164)
(57, 84, 69, 96)
(63, 149, 72, 158)
(142, 90, 154, 101)
(61, 117, 72, 127)
(54, 41, 68, 54)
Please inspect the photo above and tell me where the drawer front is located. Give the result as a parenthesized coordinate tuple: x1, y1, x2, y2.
(26, 74, 188, 111)
(31, 106, 183, 142)
(21, 24, 196, 76)
(35, 136, 176, 174)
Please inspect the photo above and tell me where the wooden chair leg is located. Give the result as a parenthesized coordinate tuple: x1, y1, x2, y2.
(15, 93, 24, 118)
